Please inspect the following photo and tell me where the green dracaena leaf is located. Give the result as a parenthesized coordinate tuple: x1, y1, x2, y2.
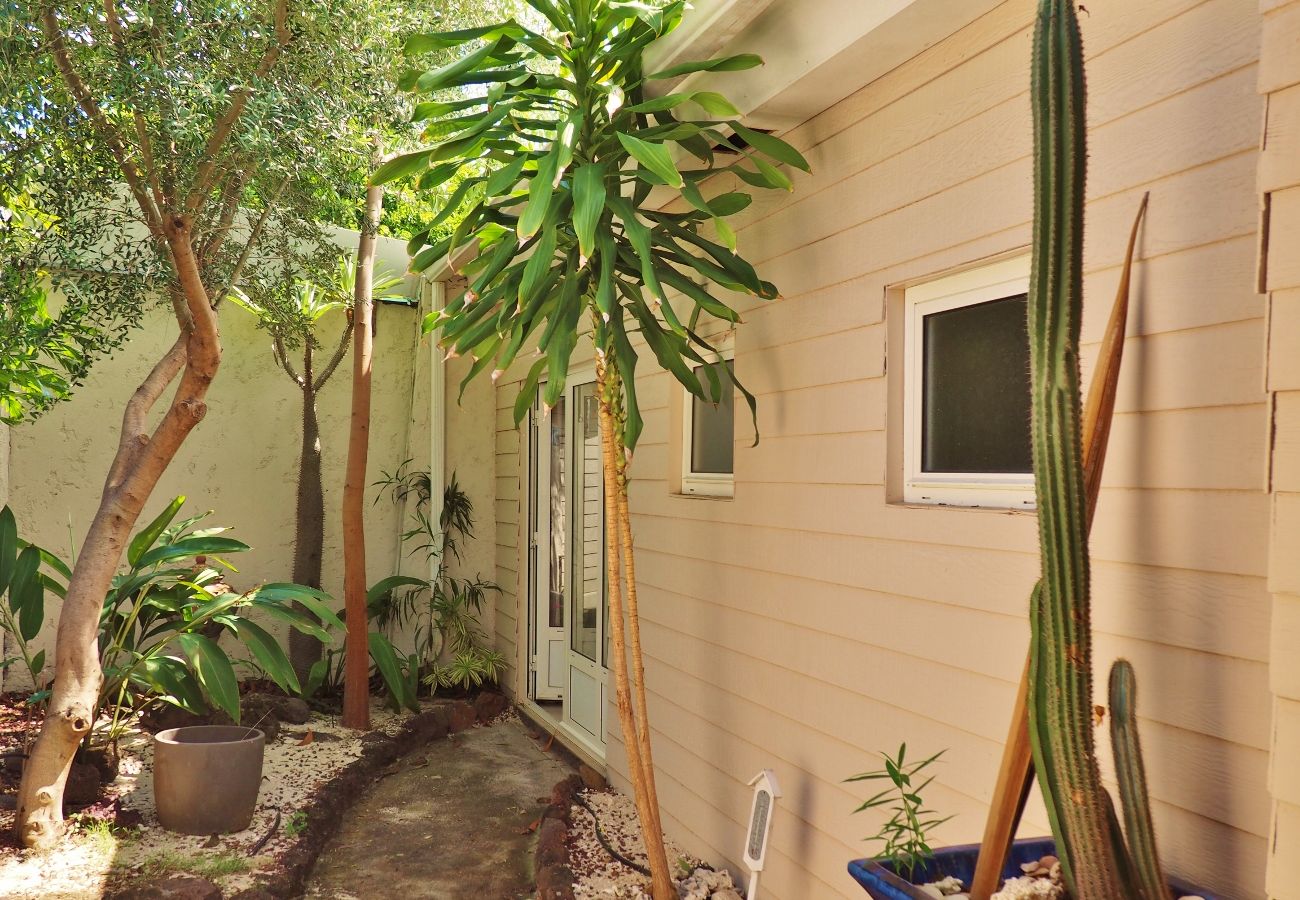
(617, 133, 683, 188)
(128, 496, 186, 568)
(647, 53, 763, 81)
(572, 163, 607, 262)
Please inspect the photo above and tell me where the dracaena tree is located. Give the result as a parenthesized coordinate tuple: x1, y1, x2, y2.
(230, 255, 403, 684)
(382, 2, 808, 895)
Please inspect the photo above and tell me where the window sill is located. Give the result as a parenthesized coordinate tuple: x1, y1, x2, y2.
(672, 489, 735, 501)
(889, 499, 1036, 514)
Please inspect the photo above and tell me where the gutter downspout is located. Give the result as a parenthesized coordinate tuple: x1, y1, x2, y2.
(426, 276, 447, 588)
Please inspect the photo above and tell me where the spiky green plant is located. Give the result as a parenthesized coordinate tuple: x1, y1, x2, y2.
(1024, 2, 1168, 899)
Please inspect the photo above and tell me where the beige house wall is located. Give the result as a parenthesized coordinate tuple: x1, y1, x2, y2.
(4, 233, 437, 683)
(1260, 0, 1300, 895)
(490, 0, 1273, 897)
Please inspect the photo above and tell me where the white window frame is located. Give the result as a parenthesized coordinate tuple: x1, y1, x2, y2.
(902, 255, 1035, 509)
(681, 342, 736, 499)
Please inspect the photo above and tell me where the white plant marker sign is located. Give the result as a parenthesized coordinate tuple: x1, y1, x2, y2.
(743, 769, 781, 900)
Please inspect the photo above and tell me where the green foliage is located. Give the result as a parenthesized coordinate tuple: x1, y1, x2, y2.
(0, 500, 342, 743)
(367, 467, 504, 697)
(1023, 4, 1167, 898)
(392, 0, 807, 450)
(847, 745, 953, 883)
(283, 811, 309, 838)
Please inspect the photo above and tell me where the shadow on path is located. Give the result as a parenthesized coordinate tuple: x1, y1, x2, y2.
(304, 716, 574, 900)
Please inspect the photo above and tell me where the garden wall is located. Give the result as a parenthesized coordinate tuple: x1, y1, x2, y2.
(2, 230, 443, 686)
(487, 0, 1272, 897)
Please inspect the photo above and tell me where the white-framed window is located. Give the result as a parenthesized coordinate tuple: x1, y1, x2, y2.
(902, 255, 1034, 509)
(681, 347, 735, 498)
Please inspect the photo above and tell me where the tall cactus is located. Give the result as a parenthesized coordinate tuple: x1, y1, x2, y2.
(1024, 2, 1168, 898)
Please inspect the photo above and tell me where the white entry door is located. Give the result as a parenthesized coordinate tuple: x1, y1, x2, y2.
(528, 379, 608, 754)
(531, 394, 567, 701)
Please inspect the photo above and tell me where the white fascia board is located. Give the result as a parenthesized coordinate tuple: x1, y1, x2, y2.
(650, 0, 1004, 132)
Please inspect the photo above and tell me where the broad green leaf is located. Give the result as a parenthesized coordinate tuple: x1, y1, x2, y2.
(731, 123, 811, 172)
(367, 575, 427, 608)
(518, 225, 558, 307)
(404, 23, 526, 56)
(0, 506, 16, 595)
(647, 53, 763, 81)
(128, 496, 186, 568)
(370, 149, 433, 186)
(617, 133, 682, 188)
(572, 164, 607, 261)
(176, 633, 240, 722)
(13, 548, 43, 641)
(250, 583, 345, 631)
(691, 92, 741, 118)
(414, 39, 505, 94)
(136, 536, 249, 570)
(228, 619, 301, 695)
(369, 632, 419, 712)
(518, 148, 559, 238)
(484, 155, 528, 196)
(305, 657, 328, 698)
(140, 656, 207, 716)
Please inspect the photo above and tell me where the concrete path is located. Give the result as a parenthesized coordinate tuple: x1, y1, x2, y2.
(304, 717, 574, 900)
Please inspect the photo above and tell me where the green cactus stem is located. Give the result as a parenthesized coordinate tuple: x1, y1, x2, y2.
(1109, 659, 1170, 900)
(1023, 0, 1130, 896)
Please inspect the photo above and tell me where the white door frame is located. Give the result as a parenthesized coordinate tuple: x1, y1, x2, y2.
(526, 369, 608, 761)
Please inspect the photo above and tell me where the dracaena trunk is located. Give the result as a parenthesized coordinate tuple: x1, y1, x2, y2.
(288, 359, 326, 685)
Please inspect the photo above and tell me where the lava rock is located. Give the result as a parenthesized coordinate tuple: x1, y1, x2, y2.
(537, 817, 568, 867)
(276, 697, 312, 725)
(550, 774, 583, 807)
(473, 690, 508, 722)
(446, 700, 477, 733)
(113, 874, 223, 900)
(578, 763, 606, 791)
(64, 761, 101, 806)
(409, 708, 450, 742)
(536, 864, 576, 900)
(78, 745, 121, 782)
(139, 704, 208, 734)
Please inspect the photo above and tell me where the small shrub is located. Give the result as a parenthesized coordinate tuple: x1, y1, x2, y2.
(847, 744, 953, 882)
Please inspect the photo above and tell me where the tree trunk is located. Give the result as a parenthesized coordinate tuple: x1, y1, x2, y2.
(595, 358, 675, 900)
(288, 346, 325, 684)
(17, 222, 220, 848)
(341, 183, 383, 730)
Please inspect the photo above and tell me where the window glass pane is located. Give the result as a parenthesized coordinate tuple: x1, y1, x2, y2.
(571, 384, 602, 663)
(691, 361, 735, 474)
(546, 396, 565, 630)
(921, 294, 1032, 474)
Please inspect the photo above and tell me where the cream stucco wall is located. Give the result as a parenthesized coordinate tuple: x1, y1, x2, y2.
(3, 232, 437, 684)
(490, 1, 1274, 897)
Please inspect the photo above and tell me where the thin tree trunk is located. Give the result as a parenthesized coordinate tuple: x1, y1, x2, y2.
(341, 183, 382, 730)
(17, 222, 220, 848)
(288, 347, 326, 684)
(594, 357, 675, 900)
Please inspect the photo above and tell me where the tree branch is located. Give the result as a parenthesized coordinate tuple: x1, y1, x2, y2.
(40, 6, 163, 235)
(104, 333, 188, 492)
(210, 174, 289, 308)
(273, 335, 303, 386)
(312, 322, 352, 391)
(182, 0, 291, 214)
(198, 168, 249, 265)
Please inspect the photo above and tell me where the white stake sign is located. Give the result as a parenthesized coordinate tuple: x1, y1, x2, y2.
(743, 769, 781, 900)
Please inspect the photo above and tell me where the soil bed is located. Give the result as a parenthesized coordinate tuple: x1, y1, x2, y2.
(0, 691, 504, 898)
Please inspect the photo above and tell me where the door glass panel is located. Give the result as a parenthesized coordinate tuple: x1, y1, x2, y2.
(547, 397, 566, 630)
(572, 384, 603, 663)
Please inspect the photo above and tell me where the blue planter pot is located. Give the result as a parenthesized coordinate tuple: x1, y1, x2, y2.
(849, 837, 1220, 899)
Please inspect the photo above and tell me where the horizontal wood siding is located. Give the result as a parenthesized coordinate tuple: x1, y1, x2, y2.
(1261, 1, 1300, 895)
(487, 0, 1271, 895)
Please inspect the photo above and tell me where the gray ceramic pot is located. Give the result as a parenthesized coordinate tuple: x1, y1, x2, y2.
(153, 725, 265, 835)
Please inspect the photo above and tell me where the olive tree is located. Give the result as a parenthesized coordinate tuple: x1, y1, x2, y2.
(383, 2, 808, 894)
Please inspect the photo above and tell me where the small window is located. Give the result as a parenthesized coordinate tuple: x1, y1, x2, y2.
(903, 256, 1034, 508)
(682, 357, 735, 497)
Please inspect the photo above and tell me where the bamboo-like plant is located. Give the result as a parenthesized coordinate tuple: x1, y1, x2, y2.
(380, 2, 807, 895)
(1025, 2, 1167, 898)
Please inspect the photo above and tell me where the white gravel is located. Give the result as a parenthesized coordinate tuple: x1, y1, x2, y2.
(0, 702, 410, 899)
(569, 788, 740, 900)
